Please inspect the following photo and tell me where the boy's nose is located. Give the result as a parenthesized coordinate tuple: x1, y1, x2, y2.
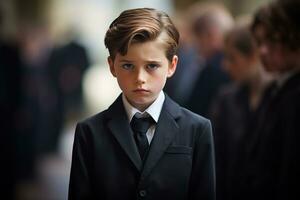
(136, 68, 147, 83)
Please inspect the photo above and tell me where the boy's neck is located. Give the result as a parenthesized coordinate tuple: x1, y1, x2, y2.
(122, 91, 165, 123)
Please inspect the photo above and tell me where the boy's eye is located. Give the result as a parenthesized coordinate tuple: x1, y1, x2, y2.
(121, 64, 134, 70)
(147, 64, 159, 70)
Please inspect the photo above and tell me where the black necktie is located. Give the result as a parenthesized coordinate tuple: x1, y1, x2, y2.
(130, 115, 154, 161)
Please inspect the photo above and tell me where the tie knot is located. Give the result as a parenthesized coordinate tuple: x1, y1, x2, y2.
(130, 115, 154, 134)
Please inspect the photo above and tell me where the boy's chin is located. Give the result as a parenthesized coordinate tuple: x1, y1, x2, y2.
(130, 99, 154, 111)
(133, 101, 151, 110)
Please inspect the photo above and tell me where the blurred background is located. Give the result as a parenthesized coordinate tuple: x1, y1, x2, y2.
(1, 0, 272, 199)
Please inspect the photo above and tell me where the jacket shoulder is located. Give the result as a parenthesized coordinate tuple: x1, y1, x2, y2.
(177, 106, 212, 137)
(77, 109, 109, 128)
(164, 94, 211, 128)
(180, 107, 210, 124)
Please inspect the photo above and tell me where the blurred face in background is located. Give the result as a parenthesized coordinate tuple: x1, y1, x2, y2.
(253, 25, 289, 73)
(195, 26, 223, 59)
(223, 39, 258, 82)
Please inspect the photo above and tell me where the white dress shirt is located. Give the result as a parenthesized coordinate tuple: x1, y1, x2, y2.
(122, 91, 165, 144)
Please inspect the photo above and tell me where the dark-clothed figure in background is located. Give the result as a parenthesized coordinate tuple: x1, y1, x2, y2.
(241, 0, 300, 199)
(210, 23, 272, 200)
(51, 39, 90, 121)
(185, 2, 233, 118)
(15, 24, 90, 185)
(164, 15, 204, 106)
(0, 39, 21, 200)
(15, 24, 60, 182)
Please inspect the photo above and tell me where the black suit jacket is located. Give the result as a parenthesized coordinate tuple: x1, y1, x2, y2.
(68, 94, 215, 200)
(242, 72, 300, 200)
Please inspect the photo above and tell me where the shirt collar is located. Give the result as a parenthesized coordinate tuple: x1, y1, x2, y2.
(122, 91, 165, 123)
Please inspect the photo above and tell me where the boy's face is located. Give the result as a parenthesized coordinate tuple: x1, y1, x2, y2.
(108, 39, 178, 111)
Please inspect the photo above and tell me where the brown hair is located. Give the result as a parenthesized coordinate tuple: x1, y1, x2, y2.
(251, 0, 300, 51)
(104, 8, 179, 62)
(225, 24, 257, 56)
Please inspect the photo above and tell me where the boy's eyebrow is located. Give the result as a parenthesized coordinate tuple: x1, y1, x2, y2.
(145, 60, 162, 63)
(119, 59, 133, 62)
(119, 59, 163, 63)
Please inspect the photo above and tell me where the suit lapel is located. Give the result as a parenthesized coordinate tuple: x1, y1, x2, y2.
(141, 95, 181, 179)
(106, 95, 142, 171)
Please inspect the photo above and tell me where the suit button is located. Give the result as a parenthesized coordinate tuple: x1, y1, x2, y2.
(139, 190, 147, 197)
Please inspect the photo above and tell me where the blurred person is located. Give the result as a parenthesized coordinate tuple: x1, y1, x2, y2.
(0, 12, 21, 200)
(184, 2, 233, 118)
(210, 23, 273, 200)
(164, 14, 204, 105)
(15, 22, 62, 183)
(50, 28, 90, 122)
(69, 8, 215, 200)
(241, 0, 300, 199)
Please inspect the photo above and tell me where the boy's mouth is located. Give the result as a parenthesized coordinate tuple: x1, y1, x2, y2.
(133, 89, 150, 93)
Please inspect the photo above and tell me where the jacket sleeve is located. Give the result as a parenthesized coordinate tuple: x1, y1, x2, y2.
(68, 123, 93, 200)
(189, 119, 216, 200)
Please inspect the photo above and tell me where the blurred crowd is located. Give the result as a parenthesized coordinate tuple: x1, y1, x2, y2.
(1, 0, 299, 199)
(166, 1, 300, 199)
(1, 14, 90, 199)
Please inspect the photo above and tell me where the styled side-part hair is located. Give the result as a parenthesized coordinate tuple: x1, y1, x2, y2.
(104, 8, 179, 62)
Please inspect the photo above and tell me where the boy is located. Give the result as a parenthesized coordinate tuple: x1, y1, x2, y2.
(68, 8, 215, 200)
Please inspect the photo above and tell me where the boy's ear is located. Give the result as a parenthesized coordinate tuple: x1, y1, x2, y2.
(108, 56, 116, 77)
(167, 55, 178, 78)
